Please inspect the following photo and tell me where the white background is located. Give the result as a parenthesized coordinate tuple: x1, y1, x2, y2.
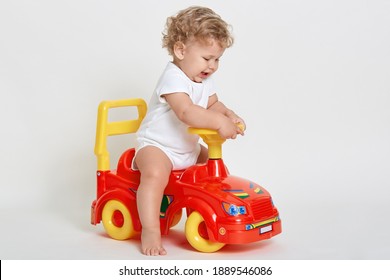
(0, 0, 389, 260)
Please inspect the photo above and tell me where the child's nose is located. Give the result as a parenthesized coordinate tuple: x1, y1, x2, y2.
(208, 61, 217, 70)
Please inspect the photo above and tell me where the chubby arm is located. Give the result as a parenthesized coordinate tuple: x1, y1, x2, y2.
(163, 92, 242, 139)
(208, 94, 246, 131)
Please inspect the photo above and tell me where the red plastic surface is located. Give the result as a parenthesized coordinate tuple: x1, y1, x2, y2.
(91, 148, 281, 245)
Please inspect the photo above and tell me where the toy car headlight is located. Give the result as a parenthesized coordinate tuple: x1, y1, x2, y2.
(222, 203, 247, 216)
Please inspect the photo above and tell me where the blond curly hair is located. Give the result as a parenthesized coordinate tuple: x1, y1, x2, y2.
(162, 6, 234, 56)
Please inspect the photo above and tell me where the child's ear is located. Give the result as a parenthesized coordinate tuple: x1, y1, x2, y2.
(173, 42, 186, 60)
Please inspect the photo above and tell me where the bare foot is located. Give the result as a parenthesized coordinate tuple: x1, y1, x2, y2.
(141, 228, 167, 256)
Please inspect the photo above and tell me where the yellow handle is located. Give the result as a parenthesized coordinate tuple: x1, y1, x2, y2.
(188, 123, 244, 159)
(95, 98, 147, 170)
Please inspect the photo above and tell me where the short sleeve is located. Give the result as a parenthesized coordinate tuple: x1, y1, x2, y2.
(156, 73, 192, 103)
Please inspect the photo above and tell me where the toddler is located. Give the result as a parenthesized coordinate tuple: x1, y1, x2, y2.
(134, 6, 245, 256)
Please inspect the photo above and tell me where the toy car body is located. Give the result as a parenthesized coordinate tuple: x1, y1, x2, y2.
(91, 99, 281, 252)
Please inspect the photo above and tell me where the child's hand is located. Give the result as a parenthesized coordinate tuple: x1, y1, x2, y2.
(217, 117, 244, 139)
(226, 112, 246, 135)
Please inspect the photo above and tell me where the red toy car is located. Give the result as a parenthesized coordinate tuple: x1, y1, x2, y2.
(91, 98, 281, 252)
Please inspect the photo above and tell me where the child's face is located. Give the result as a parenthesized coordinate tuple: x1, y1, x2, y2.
(174, 38, 225, 83)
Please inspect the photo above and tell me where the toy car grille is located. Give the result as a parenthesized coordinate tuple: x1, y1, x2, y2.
(250, 198, 274, 220)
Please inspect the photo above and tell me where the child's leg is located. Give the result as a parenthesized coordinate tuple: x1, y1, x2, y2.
(135, 146, 173, 256)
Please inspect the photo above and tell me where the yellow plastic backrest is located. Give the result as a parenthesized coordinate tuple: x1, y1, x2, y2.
(94, 98, 147, 171)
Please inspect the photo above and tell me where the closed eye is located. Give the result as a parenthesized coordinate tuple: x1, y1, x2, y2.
(203, 57, 221, 62)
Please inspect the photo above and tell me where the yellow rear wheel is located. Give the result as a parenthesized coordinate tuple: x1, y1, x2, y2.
(185, 211, 225, 253)
(102, 200, 136, 240)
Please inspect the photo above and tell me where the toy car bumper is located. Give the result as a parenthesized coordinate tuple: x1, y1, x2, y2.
(216, 216, 282, 244)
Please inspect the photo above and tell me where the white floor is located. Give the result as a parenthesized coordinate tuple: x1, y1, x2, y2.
(1, 196, 389, 260)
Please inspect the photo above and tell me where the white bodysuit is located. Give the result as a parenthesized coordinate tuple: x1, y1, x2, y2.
(135, 62, 216, 170)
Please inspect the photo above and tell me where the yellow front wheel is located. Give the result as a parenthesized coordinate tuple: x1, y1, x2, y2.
(102, 200, 137, 240)
(185, 211, 225, 253)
